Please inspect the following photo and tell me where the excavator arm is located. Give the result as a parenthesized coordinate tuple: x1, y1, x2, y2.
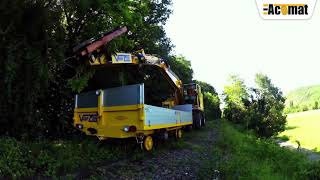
(72, 27, 184, 106)
(73, 26, 128, 57)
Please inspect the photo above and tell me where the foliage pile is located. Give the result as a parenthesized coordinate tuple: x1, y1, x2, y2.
(200, 120, 320, 179)
(223, 74, 286, 138)
(285, 84, 320, 113)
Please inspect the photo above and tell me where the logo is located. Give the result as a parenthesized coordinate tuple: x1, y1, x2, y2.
(256, 0, 317, 19)
(80, 113, 98, 122)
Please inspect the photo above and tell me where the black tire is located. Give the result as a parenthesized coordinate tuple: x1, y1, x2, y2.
(185, 125, 193, 131)
(194, 112, 202, 129)
(201, 114, 206, 127)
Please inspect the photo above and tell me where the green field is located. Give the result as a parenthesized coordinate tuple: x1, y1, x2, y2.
(280, 110, 320, 151)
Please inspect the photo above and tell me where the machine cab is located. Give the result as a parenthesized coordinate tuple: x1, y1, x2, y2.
(183, 83, 204, 111)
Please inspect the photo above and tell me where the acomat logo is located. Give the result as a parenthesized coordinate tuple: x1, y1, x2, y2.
(256, 0, 317, 19)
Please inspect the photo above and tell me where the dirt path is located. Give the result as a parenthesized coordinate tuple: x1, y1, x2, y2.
(85, 121, 220, 179)
(278, 141, 320, 161)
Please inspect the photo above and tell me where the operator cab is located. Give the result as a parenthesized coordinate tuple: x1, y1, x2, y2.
(184, 83, 202, 109)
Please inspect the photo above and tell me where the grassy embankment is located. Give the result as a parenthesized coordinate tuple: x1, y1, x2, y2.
(280, 110, 320, 151)
(1, 120, 320, 178)
(200, 120, 320, 179)
(0, 132, 191, 177)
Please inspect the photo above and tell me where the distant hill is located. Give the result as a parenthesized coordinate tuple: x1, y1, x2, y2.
(285, 84, 320, 113)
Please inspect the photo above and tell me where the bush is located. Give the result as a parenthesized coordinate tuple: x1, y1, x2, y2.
(203, 92, 221, 120)
(223, 103, 247, 124)
(0, 137, 123, 177)
(223, 74, 287, 138)
(194, 80, 222, 120)
(301, 160, 320, 179)
(0, 137, 33, 177)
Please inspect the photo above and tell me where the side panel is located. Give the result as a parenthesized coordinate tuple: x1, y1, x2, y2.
(102, 84, 144, 106)
(144, 105, 192, 130)
(173, 104, 193, 112)
(76, 91, 98, 108)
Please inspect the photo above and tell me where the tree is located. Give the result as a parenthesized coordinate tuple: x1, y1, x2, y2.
(0, 0, 66, 137)
(313, 101, 319, 110)
(223, 75, 249, 108)
(194, 80, 221, 120)
(222, 74, 286, 138)
(168, 55, 193, 83)
(289, 101, 294, 108)
(203, 92, 221, 120)
(246, 73, 287, 137)
(0, 0, 174, 138)
(222, 75, 249, 124)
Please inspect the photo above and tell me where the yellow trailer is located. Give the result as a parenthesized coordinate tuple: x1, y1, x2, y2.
(74, 84, 193, 151)
(71, 27, 205, 151)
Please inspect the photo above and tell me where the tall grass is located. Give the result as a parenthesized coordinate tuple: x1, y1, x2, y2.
(199, 120, 320, 179)
(0, 137, 128, 177)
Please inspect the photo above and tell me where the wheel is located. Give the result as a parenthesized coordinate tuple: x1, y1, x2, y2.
(159, 129, 169, 140)
(185, 125, 193, 131)
(175, 129, 182, 139)
(193, 112, 202, 129)
(143, 135, 153, 151)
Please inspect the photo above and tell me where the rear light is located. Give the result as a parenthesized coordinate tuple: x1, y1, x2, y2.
(129, 126, 137, 132)
(123, 125, 137, 132)
(95, 90, 100, 95)
(76, 124, 83, 129)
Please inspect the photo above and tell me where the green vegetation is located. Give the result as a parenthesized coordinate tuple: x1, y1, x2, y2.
(285, 84, 320, 113)
(0, 1, 223, 178)
(200, 120, 320, 179)
(0, 137, 123, 177)
(0, 0, 219, 139)
(0, 125, 209, 178)
(195, 80, 222, 120)
(168, 55, 193, 83)
(0, 0, 174, 138)
(280, 110, 320, 151)
(223, 74, 286, 137)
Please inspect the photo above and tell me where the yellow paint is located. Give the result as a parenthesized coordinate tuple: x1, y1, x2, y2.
(102, 104, 143, 111)
(143, 136, 153, 151)
(176, 129, 182, 139)
(74, 103, 191, 139)
(162, 99, 176, 108)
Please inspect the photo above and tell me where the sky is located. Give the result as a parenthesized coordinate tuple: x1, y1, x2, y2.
(165, 0, 320, 94)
